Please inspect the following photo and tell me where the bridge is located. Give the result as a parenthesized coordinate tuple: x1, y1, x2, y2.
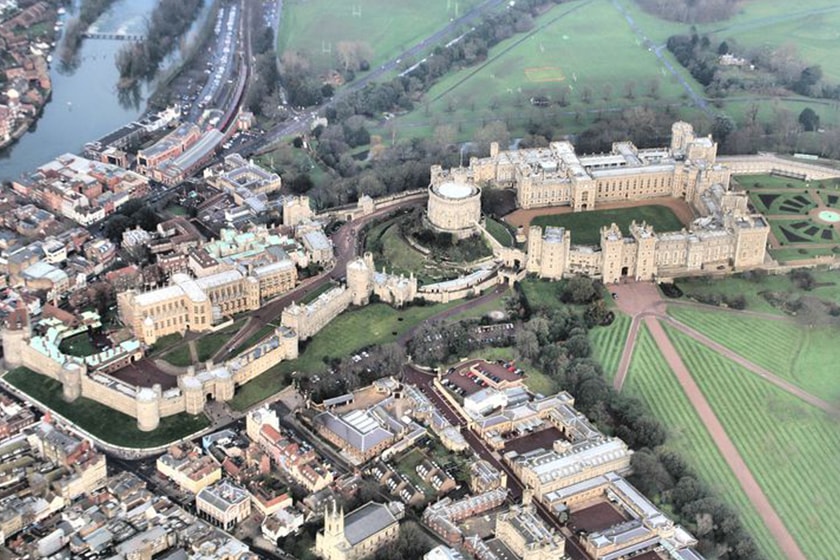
(82, 32, 145, 42)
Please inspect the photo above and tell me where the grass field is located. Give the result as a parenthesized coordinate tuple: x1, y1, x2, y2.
(624, 326, 785, 560)
(519, 277, 562, 312)
(229, 300, 464, 410)
(665, 326, 840, 560)
(531, 205, 684, 246)
(163, 344, 193, 367)
(3, 368, 209, 448)
(589, 313, 631, 382)
(668, 307, 840, 403)
(278, 0, 481, 73)
(386, 0, 694, 141)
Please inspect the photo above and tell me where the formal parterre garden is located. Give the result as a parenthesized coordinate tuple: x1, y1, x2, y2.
(624, 326, 785, 560)
(664, 326, 840, 560)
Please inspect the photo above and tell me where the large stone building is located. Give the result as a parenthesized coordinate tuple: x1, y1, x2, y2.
(118, 261, 296, 345)
(431, 121, 773, 283)
(315, 501, 402, 560)
(427, 170, 482, 238)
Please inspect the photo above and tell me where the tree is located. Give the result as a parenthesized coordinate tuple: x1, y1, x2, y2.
(561, 276, 597, 304)
(798, 107, 820, 132)
(717, 41, 729, 55)
(515, 329, 539, 361)
(711, 114, 736, 143)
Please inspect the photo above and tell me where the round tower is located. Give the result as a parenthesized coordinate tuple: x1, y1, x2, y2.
(346, 255, 372, 306)
(179, 374, 205, 415)
(59, 361, 83, 402)
(214, 369, 234, 402)
(136, 387, 161, 432)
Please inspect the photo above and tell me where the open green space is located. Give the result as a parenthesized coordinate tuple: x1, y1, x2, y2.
(667, 306, 840, 403)
(770, 246, 840, 262)
(589, 313, 631, 382)
(770, 218, 839, 245)
(749, 191, 816, 215)
(733, 174, 813, 191)
(665, 326, 840, 560)
(229, 300, 464, 410)
(163, 344, 193, 367)
(58, 333, 98, 358)
(624, 326, 785, 560)
(165, 204, 188, 217)
(3, 368, 209, 448)
(278, 0, 481, 73)
(531, 205, 685, 246)
(519, 277, 562, 313)
(385, 0, 695, 142)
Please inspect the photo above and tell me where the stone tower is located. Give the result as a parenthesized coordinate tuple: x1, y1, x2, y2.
(136, 385, 161, 432)
(525, 226, 544, 275)
(179, 372, 205, 415)
(1, 307, 30, 370)
(670, 121, 695, 155)
(346, 254, 373, 306)
(630, 221, 657, 281)
(59, 361, 83, 402)
(731, 215, 770, 268)
(600, 223, 625, 284)
(246, 275, 260, 310)
(214, 369, 235, 402)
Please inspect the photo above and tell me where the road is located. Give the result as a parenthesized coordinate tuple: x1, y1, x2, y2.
(213, 197, 424, 359)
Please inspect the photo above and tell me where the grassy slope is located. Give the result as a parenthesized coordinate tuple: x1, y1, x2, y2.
(667, 306, 840, 403)
(531, 205, 685, 246)
(666, 326, 840, 560)
(229, 300, 463, 410)
(624, 326, 784, 560)
(3, 368, 208, 448)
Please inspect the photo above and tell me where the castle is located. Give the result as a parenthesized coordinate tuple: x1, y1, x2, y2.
(429, 122, 775, 282)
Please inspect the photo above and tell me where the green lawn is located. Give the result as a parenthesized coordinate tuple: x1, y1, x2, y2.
(667, 307, 840, 403)
(231, 324, 278, 356)
(163, 344, 193, 367)
(519, 277, 562, 313)
(733, 174, 813, 191)
(229, 300, 464, 410)
(624, 326, 786, 560)
(770, 246, 840, 262)
(58, 333, 98, 358)
(300, 281, 338, 305)
(589, 313, 631, 382)
(4, 368, 209, 448)
(665, 326, 840, 560)
(531, 205, 685, 246)
(278, 0, 481, 73)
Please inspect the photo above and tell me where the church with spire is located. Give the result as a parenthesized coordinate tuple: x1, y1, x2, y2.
(315, 500, 403, 560)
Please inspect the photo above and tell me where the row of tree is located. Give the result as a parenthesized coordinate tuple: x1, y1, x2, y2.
(59, 0, 118, 64)
(635, 0, 741, 23)
(115, 0, 204, 87)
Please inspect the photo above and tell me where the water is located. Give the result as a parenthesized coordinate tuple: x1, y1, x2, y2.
(0, 0, 211, 181)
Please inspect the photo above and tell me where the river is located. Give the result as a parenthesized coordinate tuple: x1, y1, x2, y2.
(0, 0, 212, 181)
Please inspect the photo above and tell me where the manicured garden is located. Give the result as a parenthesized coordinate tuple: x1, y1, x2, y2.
(665, 327, 840, 560)
(531, 205, 684, 246)
(484, 217, 515, 248)
(3, 368, 209, 448)
(624, 327, 786, 560)
(58, 333, 98, 358)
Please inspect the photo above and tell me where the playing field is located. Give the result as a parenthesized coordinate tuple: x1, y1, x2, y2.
(665, 326, 840, 560)
(390, 0, 693, 139)
(278, 0, 481, 73)
(624, 326, 785, 560)
(530, 205, 684, 246)
(668, 307, 840, 403)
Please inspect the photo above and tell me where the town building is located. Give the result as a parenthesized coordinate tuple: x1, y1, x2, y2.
(156, 442, 222, 494)
(196, 480, 252, 530)
(315, 501, 403, 560)
(493, 503, 565, 560)
(11, 153, 148, 226)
